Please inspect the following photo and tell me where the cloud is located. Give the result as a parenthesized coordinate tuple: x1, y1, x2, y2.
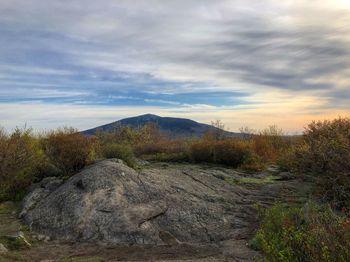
(0, 0, 349, 131)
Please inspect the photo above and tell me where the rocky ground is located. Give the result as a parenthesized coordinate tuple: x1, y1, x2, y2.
(0, 160, 311, 262)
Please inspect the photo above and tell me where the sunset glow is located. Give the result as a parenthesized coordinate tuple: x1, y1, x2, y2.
(0, 0, 349, 132)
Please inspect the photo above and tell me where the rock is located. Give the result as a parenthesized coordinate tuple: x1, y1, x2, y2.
(159, 230, 181, 246)
(0, 243, 8, 254)
(135, 159, 150, 166)
(267, 165, 280, 174)
(20, 159, 272, 245)
(40, 177, 63, 191)
(37, 234, 46, 241)
(19, 177, 63, 218)
(277, 171, 294, 181)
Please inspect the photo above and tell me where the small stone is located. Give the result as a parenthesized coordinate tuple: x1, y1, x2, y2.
(37, 234, 46, 241)
(159, 230, 180, 246)
(0, 243, 8, 254)
(278, 171, 294, 181)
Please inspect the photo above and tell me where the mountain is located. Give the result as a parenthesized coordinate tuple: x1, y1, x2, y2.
(81, 114, 241, 138)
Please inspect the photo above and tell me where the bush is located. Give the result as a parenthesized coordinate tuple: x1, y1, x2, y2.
(213, 139, 252, 167)
(189, 138, 261, 168)
(97, 123, 162, 146)
(284, 117, 350, 208)
(143, 152, 190, 162)
(251, 125, 291, 163)
(42, 127, 97, 176)
(190, 140, 215, 163)
(0, 127, 44, 201)
(134, 139, 191, 161)
(101, 143, 135, 167)
(253, 203, 350, 262)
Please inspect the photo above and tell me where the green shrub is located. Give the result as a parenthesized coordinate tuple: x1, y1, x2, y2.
(283, 117, 350, 208)
(42, 127, 97, 176)
(253, 203, 350, 262)
(101, 143, 135, 167)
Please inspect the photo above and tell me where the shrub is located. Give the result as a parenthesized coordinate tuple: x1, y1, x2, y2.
(213, 139, 252, 167)
(190, 140, 215, 163)
(97, 123, 162, 146)
(285, 117, 350, 208)
(251, 125, 290, 163)
(101, 143, 135, 167)
(0, 127, 44, 201)
(42, 127, 97, 176)
(134, 139, 191, 161)
(253, 203, 350, 262)
(189, 138, 261, 168)
(143, 152, 190, 162)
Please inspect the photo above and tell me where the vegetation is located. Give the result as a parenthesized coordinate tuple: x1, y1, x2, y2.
(42, 127, 97, 176)
(0, 116, 349, 261)
(0, 120, 291, 201)
(253, 117, 350, 261)
(252, 203, 350, 262)
(101, 143, 135, 167)
(281, 117, 350, 209)
(0, 127, 44, 201)
(0, 127, 96, 201)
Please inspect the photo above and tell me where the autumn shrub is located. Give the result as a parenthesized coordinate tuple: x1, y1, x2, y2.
(252, 135, 278, 163)
(41, 127, 97, 176)
(134, 138, 191, 162)
(190, 140, 215, 163)
(101, 143, 135, 167)
(134, 141, 165, 156)
(97, 123, 162, 146)
(283, 117, 350, 208)
(189, 138, 262, 169)
(252, 203, 350, 262)
(0, 127, 44, 201)
(251, 125, 291, 163)
(213, 139, 252, 167)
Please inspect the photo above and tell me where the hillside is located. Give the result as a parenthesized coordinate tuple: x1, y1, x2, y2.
(82, 114, 240, 138)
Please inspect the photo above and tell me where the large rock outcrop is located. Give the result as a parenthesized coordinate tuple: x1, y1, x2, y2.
(20, 159, 264, 245)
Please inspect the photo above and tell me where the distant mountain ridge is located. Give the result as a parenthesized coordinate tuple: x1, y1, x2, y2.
(81, 114, 241, 138)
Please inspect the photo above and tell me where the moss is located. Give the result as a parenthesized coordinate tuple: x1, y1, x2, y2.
(59, 257, 105, 262)
(0, 251, 24, 261)
(238, 175, 280, 184)
(0, 204, 21, 237)
(224, 175, 280, 185)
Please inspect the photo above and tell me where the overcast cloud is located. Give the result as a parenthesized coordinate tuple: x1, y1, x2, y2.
(0, 0, 349, 132)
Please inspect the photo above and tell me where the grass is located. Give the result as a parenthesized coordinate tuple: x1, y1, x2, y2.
(224, 175, 280, 185)
(0, 251, 24, 261)
(59, 257, 105, 262)
(0, 204, 21, 237)
(0, 203, 32, 252)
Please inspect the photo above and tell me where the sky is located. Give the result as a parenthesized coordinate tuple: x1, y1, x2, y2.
(0, 0, 349, 133)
